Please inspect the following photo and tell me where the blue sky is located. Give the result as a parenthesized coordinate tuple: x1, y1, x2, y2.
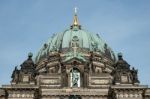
(0, 0, 150, 86)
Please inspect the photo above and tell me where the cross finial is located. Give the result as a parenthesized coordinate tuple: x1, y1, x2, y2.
(70, 7, 81, 29)
(74, 7, 78, 15)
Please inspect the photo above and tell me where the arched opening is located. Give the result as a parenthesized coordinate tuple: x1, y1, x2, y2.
(70, 67, 80, 87)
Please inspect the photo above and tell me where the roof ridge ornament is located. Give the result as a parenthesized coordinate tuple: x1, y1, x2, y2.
(71, 7, 81, 30)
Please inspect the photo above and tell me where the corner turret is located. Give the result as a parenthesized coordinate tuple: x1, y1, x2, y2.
(11, 52, 36, 85)
(112, 53, 140, 85)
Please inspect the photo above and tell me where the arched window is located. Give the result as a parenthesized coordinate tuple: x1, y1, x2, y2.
(70, 68, 80, 87)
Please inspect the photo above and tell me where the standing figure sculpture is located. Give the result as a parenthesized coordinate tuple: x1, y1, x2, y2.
(11, 66, 19, 83)
(61, 64, 68, 87)
(131, 67, 140, 84)
(72, 69, 79, 87)
(83, 63, 89, 87)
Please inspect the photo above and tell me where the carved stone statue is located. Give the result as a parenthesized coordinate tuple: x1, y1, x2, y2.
(91, 41, 98, 51)
(11, 66, 19, 83)
(91, 64, 96, 73)
(61, 64, 68, 87)
(131, 67, 140, 84)
(55, 65, 60, 73)
(104, 43, 111, 58)
(72, 70, 79, 87)
(83, 63, 89, 87)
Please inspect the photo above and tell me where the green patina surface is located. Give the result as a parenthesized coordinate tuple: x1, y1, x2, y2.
(63, 51, 86, 62)
(35, 25, 115, 63)
(34, 14, 115, 63)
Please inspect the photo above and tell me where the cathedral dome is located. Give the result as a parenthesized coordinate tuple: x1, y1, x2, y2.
(35, 13, 116, 63)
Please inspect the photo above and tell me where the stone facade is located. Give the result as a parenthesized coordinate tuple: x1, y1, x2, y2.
(0, 13, 150, 99)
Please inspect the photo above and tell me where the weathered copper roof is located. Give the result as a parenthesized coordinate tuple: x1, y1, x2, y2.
(35, 14, 115, 63)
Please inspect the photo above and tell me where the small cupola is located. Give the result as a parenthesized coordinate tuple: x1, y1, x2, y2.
(112, 52, 140, 85)
(11, 52, 36, 85)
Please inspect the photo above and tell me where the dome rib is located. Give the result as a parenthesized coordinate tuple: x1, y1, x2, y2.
(34, 27, 116, 63)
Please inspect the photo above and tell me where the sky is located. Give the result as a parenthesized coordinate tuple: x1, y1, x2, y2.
(0, 0, 150, 86)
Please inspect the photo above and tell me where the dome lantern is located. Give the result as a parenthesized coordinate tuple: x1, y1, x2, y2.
(71, 7, 81, 30)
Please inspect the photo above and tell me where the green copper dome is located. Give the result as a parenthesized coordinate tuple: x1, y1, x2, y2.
(35, 14, 116, 63)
